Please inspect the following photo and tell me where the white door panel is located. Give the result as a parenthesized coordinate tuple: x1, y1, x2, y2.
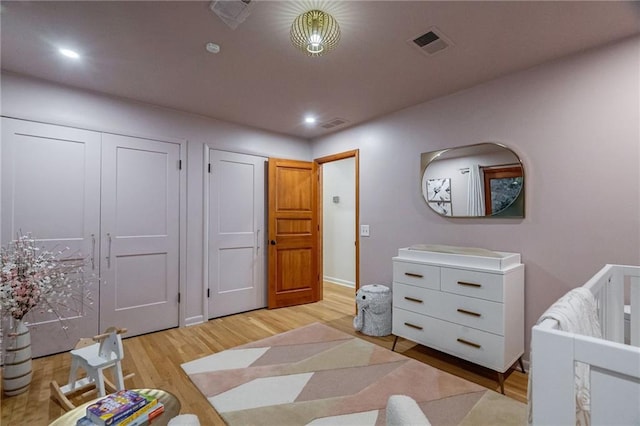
(114, 147, 169, 237)
(114, 253, 168, 308)
(208, 150, 266, 318)
(1, 118, 100, 357)
(100, 134, 180, 336)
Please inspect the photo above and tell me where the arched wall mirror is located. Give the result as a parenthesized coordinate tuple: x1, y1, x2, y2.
(421, 143, 525, 218)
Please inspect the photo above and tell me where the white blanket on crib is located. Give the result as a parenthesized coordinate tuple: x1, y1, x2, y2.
(538, 287, 602, 339)
(529, 287, 602, 426)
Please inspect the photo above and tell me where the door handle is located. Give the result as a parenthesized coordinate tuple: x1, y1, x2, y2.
(270, 240, 276, 245)
(106, 233, 112, 268)
(91, 233, 96, 270)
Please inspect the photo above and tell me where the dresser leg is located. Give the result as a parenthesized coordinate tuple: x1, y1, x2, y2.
(391, 335, 399, 352)
(497, 372, 505, 394)
(517, 356, 526, 373)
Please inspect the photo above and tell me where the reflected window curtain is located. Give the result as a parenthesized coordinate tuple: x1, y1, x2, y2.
(467, 164, 485, 216)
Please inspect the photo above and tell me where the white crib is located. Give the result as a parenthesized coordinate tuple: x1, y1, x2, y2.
(531, 264, 640, 425)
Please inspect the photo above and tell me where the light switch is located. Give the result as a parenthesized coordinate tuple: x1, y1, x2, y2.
(360, 224, 370, 237)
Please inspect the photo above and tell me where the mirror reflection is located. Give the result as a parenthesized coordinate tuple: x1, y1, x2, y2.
(421, 143, 524, 218)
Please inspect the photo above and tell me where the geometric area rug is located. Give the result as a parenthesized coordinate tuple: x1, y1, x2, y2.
(181, 323, 526, 425)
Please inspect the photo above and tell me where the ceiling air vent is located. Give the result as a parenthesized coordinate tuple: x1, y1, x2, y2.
(409, 27, 452, 56)
(320, 118, 348, 129)
(210, 0, 255, 29)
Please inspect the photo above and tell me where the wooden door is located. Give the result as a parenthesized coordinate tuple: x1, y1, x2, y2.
(1, 118, 100, 357)
(99, 134, 181, 337)
(267, 158, 319, 308)
(207, 150, 266, 318)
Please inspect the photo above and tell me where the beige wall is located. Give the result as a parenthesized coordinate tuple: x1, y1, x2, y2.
(311, 35, 640, 355)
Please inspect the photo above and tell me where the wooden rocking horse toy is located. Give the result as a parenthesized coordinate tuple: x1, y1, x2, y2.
(50, 327, 135, 411)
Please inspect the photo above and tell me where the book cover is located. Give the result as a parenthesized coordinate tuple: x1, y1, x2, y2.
(86, 390, 149, 426)
(118, 399, 163, 426)
(123, 403, 165, 426)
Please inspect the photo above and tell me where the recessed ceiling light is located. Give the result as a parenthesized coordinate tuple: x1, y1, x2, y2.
(205, 42, 220, 54)
(304, 116, 317, 124)
(59, 48, 80, 59)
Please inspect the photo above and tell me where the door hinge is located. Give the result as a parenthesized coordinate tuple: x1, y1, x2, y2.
(178, 292, 181, 303)
(207, 288, 210, 298)
(208, 163, 211, 173)
(178, 160, 182, 170)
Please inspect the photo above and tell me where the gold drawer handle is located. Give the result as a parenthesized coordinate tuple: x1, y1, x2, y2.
(457, 281, 482, 288)
(457, 308, 481, 317)
(404, 322, 423, 330)
(405, 272, 424, 278)
(404, 296, 423, 303)
(457, 338, 481, 349)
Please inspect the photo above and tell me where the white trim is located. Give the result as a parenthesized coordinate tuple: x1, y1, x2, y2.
(202, 144, 211, 322)
(323, 276, 355, 288)
(178, 139, 188, 329)
(185, 315, 205, 327)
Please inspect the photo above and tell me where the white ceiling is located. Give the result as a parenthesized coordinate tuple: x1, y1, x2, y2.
(2, 1, 639, 140)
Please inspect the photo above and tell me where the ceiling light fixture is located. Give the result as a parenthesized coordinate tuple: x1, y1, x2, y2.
(290, 10, 340, 57)
(205, 42, 221, 54)
(59, 48, 80, 59)
(304, 116, 317, 124)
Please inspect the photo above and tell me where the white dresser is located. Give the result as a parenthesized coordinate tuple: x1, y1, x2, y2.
(391, 246, 524, 393)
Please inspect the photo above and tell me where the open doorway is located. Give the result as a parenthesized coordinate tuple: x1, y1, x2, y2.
(315, 150, 360, 300)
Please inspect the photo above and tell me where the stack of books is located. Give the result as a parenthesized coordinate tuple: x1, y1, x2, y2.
(76, 390, 165, 426)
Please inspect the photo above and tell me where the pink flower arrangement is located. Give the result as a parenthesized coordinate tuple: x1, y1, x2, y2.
(1, 235, 93, 322)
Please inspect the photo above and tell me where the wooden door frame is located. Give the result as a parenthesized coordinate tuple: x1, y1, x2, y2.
(482, 165, 523, 216)
(314, 150, 360, 300)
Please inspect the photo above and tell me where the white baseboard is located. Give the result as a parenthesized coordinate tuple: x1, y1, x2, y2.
(324, 276, 355, 288)
(185, 315, 205, 326)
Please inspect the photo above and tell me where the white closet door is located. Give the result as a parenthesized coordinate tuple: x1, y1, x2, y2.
(208, 150, 266, 318)
(100, 134, 180, 336)
(1, 118, 101, 357)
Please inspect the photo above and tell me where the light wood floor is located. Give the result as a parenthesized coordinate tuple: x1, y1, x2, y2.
(1, 283, 528, 425)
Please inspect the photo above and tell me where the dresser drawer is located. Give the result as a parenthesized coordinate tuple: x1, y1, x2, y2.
(392, 308, 440, 348)
(393, 261, 440, 290)
(441, 268, 504, 302)
(393, 309, 505, 371)
(393, 283, 433, 314)
(439, 322, 505, 372)
(437, 292, 504, 335)
(394, 283, 504, 335)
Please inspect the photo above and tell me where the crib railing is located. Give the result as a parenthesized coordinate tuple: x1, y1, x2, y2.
(531, 264, 640, 425)
(588, 264, 639, 345)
